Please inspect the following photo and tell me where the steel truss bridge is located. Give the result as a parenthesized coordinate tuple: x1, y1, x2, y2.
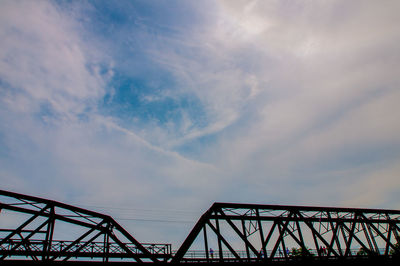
(0, 190, 400, 264)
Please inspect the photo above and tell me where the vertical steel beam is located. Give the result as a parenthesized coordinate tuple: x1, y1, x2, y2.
(103, 223, 110, 262)
(43, 205, 55, 261)
(241, 220, 250, 260)
(215, 217, 223, 261)
(385, 224, 392, 256)
(255, 209, 266, 259)
(203, 225, 209, 262)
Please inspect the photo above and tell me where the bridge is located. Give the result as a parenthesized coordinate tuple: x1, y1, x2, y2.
(0, 189, 399, 264)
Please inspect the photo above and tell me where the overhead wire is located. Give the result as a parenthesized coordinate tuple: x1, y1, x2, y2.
(76, 203, 199, 224)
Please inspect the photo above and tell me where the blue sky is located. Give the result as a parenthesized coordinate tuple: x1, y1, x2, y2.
(1, 0, 400, 247)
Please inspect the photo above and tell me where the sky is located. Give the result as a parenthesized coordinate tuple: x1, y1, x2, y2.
(1, 0, 400, 248)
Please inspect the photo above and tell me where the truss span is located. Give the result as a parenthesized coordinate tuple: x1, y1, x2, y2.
(0, 189, 171, 262)
(172, 202, 400, 263)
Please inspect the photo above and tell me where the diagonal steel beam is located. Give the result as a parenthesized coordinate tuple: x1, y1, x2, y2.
(327, 213, 343, 257)
(206, 220, 241, 260)
(49, 220, 106, 261)
(297, 212, 340, 257)
(263, 221, 277, 252)
(293, 211, 307, 253)
(359, 214, 398, 253)
(0, 203, 100, 229)
(171, 206, 214, 263)
(1, 217, 49, 260)
(17, 232, 39, 261)
(270, 212, 292, 259)
(343, 214, 357, 257)
(217, 209, 261, 259)
(340, 222, 372, 256)
(276, 219, 312, 256)
(106, 229, 144, 263)
(110, 219, 159, 262)
(0, 204, 50, 246)
(62, 229, 105, 261)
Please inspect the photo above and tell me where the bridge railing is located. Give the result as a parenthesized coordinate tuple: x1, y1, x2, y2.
(0, 239, 171, 258)
(175, 248, 388, 259)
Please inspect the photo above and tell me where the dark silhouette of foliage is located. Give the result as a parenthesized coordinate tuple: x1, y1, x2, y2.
(290, 247, 314, 257)
(390, 242, 400, 256)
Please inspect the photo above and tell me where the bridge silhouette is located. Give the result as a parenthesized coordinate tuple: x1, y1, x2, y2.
(0, 189, 399, 264)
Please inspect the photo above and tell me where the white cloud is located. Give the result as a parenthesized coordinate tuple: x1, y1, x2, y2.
(0, 0, 210, 203)
(1, 0, 400, 247)
(184, 0, 400, 208)
(0, 2, 224, 246)
(0, 0, 108, 119)
(107, 0, 400, 212)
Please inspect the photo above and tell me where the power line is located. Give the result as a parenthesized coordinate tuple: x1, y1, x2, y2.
(76, 204, 198, 224)
(78, 203, 199, 214)
(115, 217, 195, 223)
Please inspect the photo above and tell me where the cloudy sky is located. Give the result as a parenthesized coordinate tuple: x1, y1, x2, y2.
(1, 0, 400, 247)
